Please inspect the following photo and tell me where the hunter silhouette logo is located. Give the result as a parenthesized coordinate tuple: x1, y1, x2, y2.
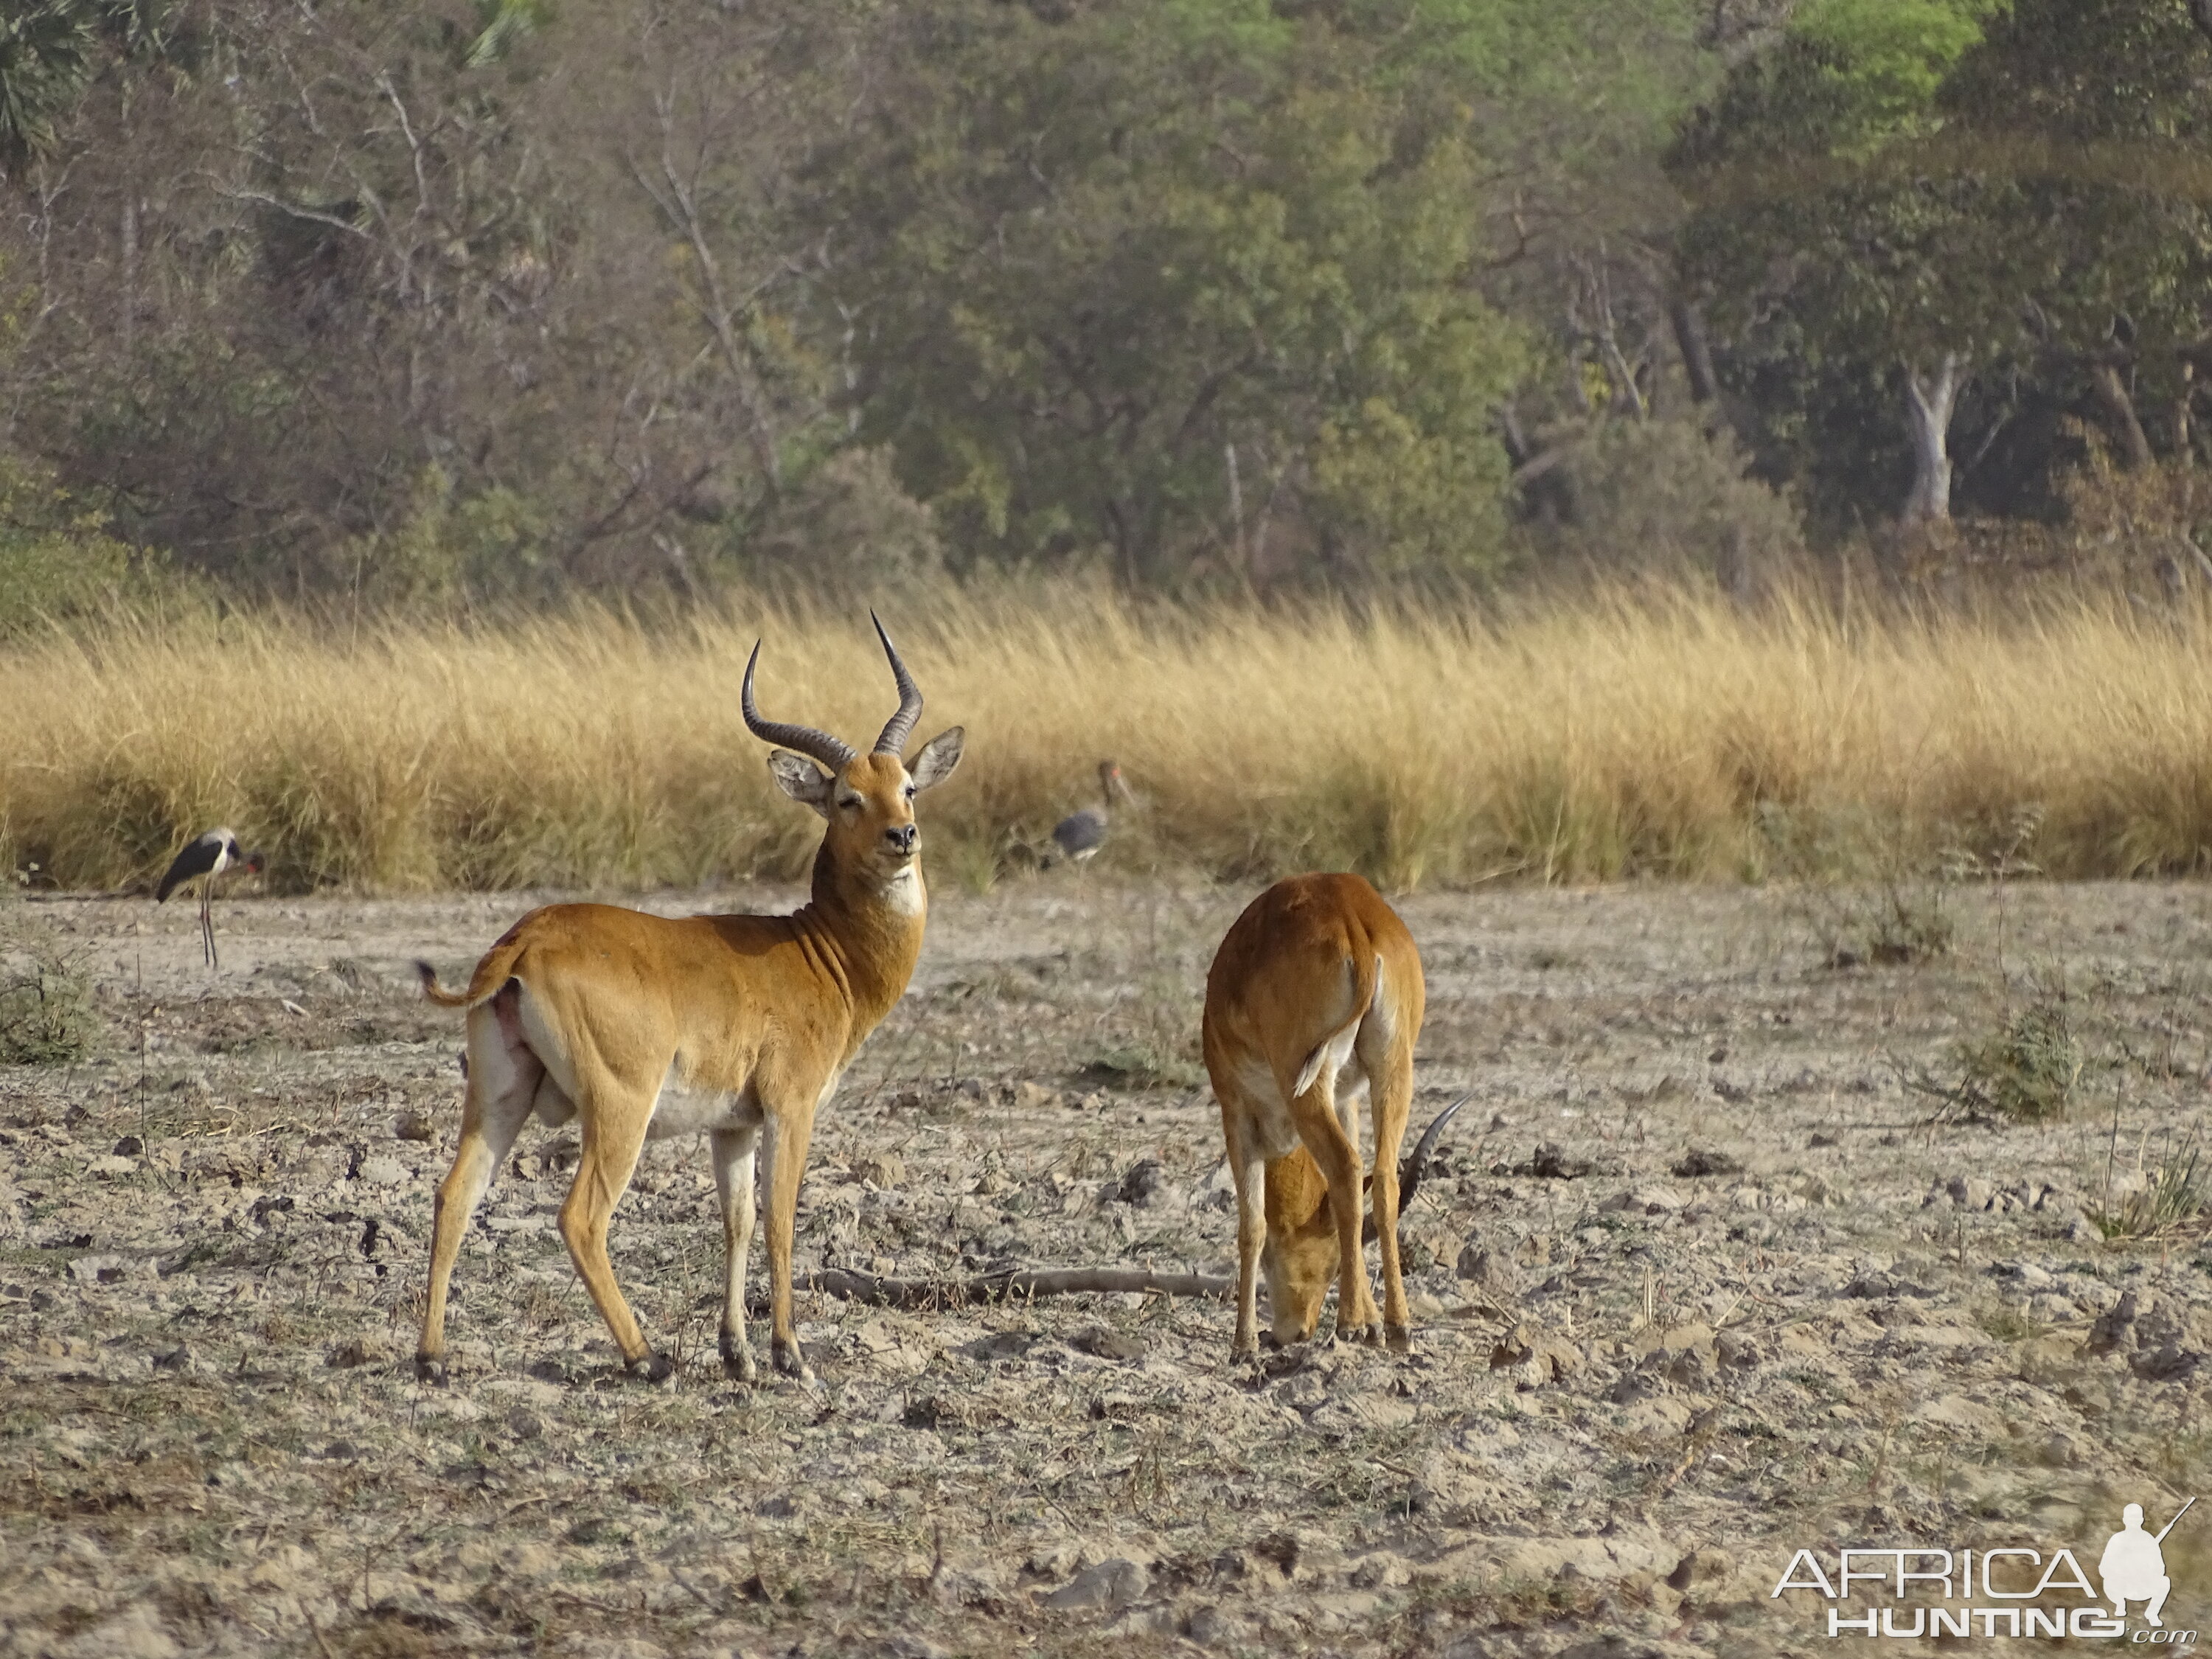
(1773, 1497, 2200, 1640)
(2103, 1500, 2192, 1630)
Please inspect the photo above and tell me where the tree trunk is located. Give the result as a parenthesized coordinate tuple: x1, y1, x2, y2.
(120, 201, 137, 359)
(1669, 296, 1721, 405)
(1903, 355, 1963, 524)
(2176, 361, 2194, 466)
(2086, 355, 2155, 470)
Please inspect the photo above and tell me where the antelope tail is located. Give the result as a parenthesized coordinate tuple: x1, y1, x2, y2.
(415, 931, 530, 1010)
(1362, 1092, 1472, 1245)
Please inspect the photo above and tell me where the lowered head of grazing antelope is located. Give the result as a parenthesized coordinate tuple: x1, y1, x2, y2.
(413, 614, 962, 1388)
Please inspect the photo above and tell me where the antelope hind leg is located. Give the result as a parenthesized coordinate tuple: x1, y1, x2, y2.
(556, 1081, 667, 1381)
(1371, 1054, 1414, 1351)
(1287, 1076, 1380, 1344)
(1220, 1110, 1270, 1359)
(417, 1007, 541, 1382)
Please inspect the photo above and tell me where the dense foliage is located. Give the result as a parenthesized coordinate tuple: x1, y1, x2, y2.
(2, 0, 2211, 603)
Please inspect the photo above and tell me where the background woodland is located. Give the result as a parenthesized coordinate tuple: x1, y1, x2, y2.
(4, 0, 2211, 621)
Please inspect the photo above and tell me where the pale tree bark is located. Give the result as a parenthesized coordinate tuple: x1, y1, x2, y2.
(1903, 355, 1963, 524)
(2085, 353, 2155, 470)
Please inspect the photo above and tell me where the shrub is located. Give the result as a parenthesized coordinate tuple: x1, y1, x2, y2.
(1525, 417, 1806, 583)
(1931, 990, 2083, 1124)
(2094, 1138, 2209, 1241)
(0, 453, 142, 634)
(0, 936, 97, 1064)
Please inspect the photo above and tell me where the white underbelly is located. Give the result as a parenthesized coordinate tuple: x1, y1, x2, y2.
(647, 1073, 764, 1141)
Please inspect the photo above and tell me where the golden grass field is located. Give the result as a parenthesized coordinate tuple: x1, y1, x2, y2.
(4, 581, 2212, 894)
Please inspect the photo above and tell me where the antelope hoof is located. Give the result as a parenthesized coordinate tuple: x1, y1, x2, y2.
(1339, 1321, 1382, 1347)
(771, 1337, 814, 1385)
(720, 1332, 758, 1385)
(1385, 1323, 1413, 1353)
(1259, 1330, 1287, 1352)
(414, 1353, 448, 1385)
(626, 1350, 675, 1383)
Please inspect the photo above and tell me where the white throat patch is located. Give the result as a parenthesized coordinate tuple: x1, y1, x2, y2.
(880, 863, 925, 915)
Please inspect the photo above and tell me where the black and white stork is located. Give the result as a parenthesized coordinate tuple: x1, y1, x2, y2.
(156, 829, 264, 970)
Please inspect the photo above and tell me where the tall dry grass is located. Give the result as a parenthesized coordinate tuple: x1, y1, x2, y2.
(4, 582, 2212, 894)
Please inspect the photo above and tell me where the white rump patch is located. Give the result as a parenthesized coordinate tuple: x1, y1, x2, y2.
(1292, 954, 1380, 1099)
(1360, 955, 1393, 1048)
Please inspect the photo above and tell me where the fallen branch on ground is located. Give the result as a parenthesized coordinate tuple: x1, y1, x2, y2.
(742, 1266, 1234, 1312)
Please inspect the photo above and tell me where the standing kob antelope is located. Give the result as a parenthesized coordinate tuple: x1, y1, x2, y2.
(1203, 872, 1433, 1355)
(413, 616, 963, 1385)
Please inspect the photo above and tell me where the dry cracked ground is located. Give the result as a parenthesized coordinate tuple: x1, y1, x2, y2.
(6, 874, 2212, 1658)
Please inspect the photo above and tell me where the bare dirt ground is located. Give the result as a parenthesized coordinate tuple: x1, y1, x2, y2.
(6, 874, 2212, 1658)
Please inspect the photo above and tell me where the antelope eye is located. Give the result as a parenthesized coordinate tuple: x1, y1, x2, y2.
(838, 796, 862, 812)
(903, 783, 917, 800)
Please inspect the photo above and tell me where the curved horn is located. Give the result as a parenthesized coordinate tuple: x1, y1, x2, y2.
(742, 640, 856, 771)
(870, 611, 925, 757)
(1363, 1092, 1473, 1245)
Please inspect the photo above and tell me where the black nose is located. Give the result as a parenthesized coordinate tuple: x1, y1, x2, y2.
(886, 824, 917, 855)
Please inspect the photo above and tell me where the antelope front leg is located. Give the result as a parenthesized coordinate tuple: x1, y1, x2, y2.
(1295, 1092, 1381, 1343)
(709, 1126, 761, 1384)
(759, 1105, 818, 1384)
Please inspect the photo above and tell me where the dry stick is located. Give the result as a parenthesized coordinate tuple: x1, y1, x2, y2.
(296, 1599, 338, 1659)
(751, 1265, 1234, 1314)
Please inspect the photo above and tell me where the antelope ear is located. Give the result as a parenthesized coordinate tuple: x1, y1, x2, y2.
(908, 726, 964, 793)
(768, 749, 835, 816)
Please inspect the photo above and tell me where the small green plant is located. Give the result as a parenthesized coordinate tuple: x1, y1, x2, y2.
(1975, 1304, 2051, 1343)
(0, 947, 99, 1064)
(1955, 995, 2081, 1122)
(1076, 1043, 1205, 1091)
(2093, 1138, 2210, 1241)
(1907, 984, 2082, 1124)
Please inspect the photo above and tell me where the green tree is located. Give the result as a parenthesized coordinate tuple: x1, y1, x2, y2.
(1932, 0, 2212, 477)
(0, 4, 94, 166)
(1672, 0, 2010, 525)
(803, 3, 1532, 585)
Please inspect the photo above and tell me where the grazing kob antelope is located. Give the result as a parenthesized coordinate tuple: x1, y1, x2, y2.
(1203, 872, 1434, 1355)
(413, 616, 962, 1385)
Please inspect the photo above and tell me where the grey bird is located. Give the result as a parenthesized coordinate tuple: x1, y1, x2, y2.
(1049, 760, 1130, 866)
(156, 829, 264, 970)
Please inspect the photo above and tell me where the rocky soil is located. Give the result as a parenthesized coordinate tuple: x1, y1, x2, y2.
(5, 874, 2212, 1657)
